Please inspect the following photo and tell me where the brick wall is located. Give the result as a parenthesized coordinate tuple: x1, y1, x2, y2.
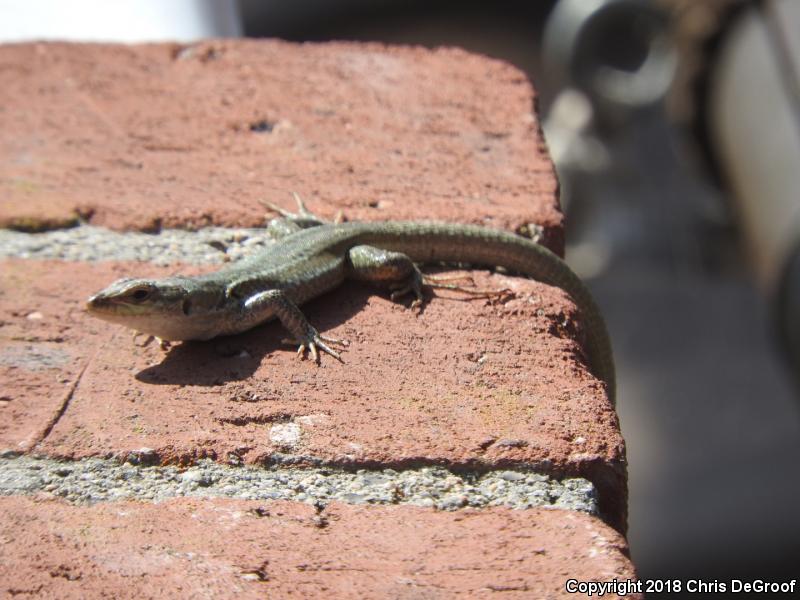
(0, 40, 636, 598)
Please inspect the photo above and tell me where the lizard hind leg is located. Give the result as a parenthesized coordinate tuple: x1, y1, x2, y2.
(346, 245, 510, 309)
(346, 245, 482, 310)
(346, 245, 427, 308)
(260, 192, 331, 239)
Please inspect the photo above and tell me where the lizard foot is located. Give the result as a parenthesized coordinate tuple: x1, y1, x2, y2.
(262, 192, 330, 221)
(389, 267, 512, 310)
(133, 332, 172, 351)
(389, 268, 426, 310)
(422, 272, 513, 303)
(281, 330, 349, 363)
(133, 331, 150, 347)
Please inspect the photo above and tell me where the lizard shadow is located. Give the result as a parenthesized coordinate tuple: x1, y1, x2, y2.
(134, 283, 403, 386)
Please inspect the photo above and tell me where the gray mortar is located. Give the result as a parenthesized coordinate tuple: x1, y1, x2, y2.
(0, 455, 597, 513)
(0, 225, 275, 265)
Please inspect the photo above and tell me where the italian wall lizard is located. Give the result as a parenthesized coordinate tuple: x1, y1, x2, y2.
(86, 200, 616, 404)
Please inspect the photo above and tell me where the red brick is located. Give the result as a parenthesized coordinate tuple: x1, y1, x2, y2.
(0, 260, 135, 451)
(0, 41, 562, 251)
(0, 496, 639, 598)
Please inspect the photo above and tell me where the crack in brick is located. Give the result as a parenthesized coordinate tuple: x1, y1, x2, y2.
(216, 413, 294, 426)
(31, 357, 92, 449)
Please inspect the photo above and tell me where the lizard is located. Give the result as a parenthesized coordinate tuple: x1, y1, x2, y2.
(86, 196, 616, 404)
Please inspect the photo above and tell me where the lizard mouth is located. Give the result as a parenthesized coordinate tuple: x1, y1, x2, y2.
(85, 294, 107, 313)
(85, 295, 149, 316)
(86, 294, 115, 313)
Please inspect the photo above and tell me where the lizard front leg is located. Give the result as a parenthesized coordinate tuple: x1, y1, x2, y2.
(242, 289, 348, 362)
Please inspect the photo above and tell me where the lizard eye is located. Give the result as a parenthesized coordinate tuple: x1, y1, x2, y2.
(129, 288, 151, 302)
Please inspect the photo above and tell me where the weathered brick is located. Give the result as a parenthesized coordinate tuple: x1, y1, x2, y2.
(0, 496, 639, 598)
(0, 40, 562, 251)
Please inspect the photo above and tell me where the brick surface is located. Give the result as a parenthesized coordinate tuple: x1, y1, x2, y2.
(0, 40, 562, 251)
(0, 260, 148, 451)
(0, 496, 639, 598)
(0, 39, 634, 589)
(0, 257, 625, 527)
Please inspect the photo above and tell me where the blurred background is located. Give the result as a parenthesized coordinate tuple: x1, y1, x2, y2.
(2, 0, 799, 593)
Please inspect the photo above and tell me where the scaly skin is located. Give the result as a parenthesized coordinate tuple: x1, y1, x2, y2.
(87, 220, 616, 404)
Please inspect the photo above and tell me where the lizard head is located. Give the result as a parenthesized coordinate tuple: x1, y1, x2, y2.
(86, 277, 197, 340)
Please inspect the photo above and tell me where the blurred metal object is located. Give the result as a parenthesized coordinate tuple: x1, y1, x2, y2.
(655, 0, 745, 127)
(542, 0, 677, 122)
(541, 0, 698, 280)
(708, 1, 800, 374)
(542, 90, 611, 179)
